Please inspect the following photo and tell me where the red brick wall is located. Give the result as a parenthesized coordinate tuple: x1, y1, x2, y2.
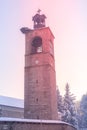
(24, 27, 58, 120)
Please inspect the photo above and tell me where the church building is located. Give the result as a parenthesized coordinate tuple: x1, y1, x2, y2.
(0, 10, 76, 130)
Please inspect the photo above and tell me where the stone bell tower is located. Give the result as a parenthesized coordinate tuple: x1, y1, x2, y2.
(21, 10, 58, 120)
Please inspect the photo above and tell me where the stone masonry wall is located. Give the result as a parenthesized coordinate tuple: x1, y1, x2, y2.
(0, 120, 77, 130)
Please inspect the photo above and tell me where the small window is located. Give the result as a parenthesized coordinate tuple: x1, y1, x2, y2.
(36, 98, 38, 102)
(49, 40, 54, 56)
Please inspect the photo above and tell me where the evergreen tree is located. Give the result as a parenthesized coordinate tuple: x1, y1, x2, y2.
(75, 101, 82, 128)
(62, 83, 78, 128)
(79, 94, 87, 128)
(57, 88, 63, 113)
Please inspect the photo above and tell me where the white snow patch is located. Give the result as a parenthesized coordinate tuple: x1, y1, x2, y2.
(0, 117, 73, 126)
(0, 95, 24, 108)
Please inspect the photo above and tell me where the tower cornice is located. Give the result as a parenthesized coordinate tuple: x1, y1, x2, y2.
(20, 27, 55, 39)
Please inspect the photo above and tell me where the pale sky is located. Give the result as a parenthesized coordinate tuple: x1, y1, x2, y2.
(0, 0, 87, 100)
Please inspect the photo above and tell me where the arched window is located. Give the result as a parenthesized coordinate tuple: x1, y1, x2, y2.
(31, 37, 42, 54)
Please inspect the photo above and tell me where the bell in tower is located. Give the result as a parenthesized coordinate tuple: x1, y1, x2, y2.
(31, 36, 42, 54)
(21, 10, 58, 120)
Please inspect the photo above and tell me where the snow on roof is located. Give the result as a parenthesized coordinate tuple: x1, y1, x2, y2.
(0, 117, 74, 127)
(0, 95, 24, 108)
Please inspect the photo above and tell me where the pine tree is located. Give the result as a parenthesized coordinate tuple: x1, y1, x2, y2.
(62, 83, 78, 128)
(57, 88, 63, 113)
(79, 94, 87, 128)
(75, 101, 81, 128)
